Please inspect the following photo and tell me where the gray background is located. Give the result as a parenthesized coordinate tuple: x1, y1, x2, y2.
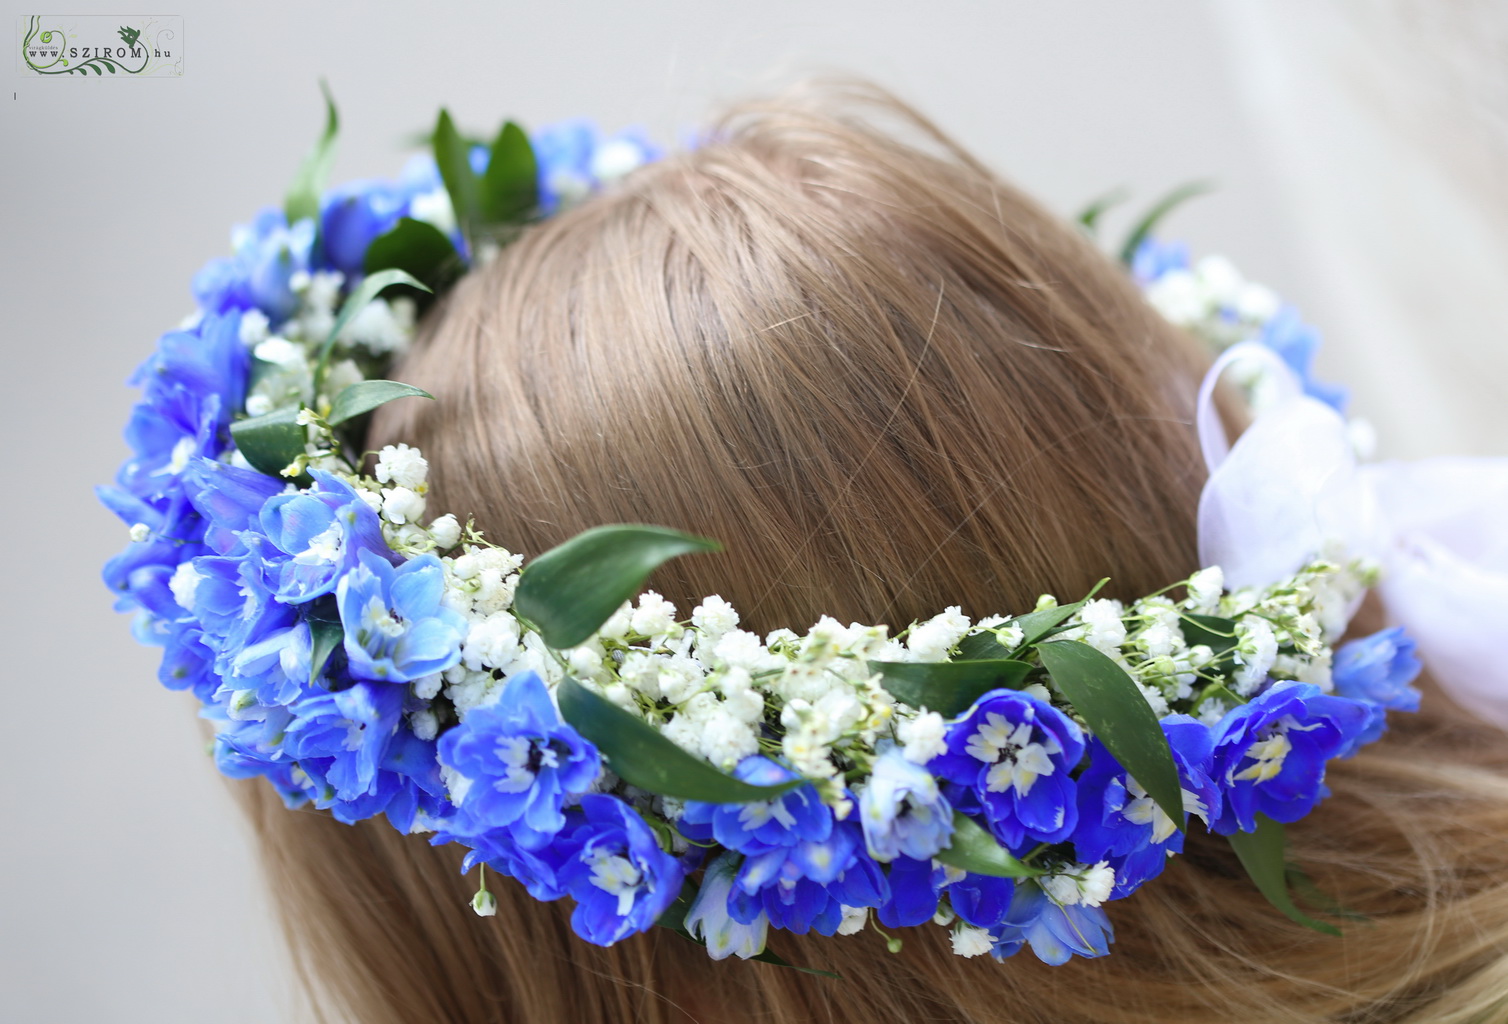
(3, 1, 1504, 1021)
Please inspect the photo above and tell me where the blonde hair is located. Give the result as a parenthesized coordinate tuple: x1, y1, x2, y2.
(237, 87, 1508, 1023)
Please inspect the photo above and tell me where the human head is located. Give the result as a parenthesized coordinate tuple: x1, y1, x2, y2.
(241, 86, 1508, 1023)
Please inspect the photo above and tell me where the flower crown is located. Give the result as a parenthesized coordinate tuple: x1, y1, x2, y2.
(100, 91, 1430, 972)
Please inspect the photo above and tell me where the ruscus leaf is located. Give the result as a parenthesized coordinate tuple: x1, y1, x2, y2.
(314, 268, 431, 390)
(1036, 640, 1185, 830)
(556, 677, 801, 804)
(1226, 814, 1342, 936)
(934, 812, 1041, 878)
(515, 524, 721, 649)
(433, 108, 481, 242)
(1118, 179, 1215, 266)
(362, 216, 464, 293)
(327, 380, 434, 426)
(869, 659, 1033, 718)
(284, 79, 339, 227)
(480, 120, 539, 224)
(1076, 186, 1129, 233)
(229, 408, 306, 479)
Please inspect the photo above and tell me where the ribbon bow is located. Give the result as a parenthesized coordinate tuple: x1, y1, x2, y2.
(1196, 343, 1508, 727)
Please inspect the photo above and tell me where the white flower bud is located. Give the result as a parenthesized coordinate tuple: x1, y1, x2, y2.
(428, 513, 462, 550)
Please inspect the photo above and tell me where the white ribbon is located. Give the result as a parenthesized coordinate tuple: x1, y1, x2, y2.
(1196, 343, 1508, 727)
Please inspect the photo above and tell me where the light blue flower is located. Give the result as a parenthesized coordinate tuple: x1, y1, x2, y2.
(1210, 681, 1370, 834)
(260, 470, 396, 604)
(335, 549, 466, 683)
(557, 794, 684, 946)
(684, 851, 768, 960)
(726, 821, 889, 936)
(991, 881, 1113, 965)
(192, 208, 315, 320)
(1332, 627, 1422, 752)
(858, 743, 954, 862)
(928, 689, 1085, 848)
(437, 672, 601, 850)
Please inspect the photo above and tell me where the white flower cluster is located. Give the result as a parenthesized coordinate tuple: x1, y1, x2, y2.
(1144, 254, 1279, 352)
(236, 272, 417, 421)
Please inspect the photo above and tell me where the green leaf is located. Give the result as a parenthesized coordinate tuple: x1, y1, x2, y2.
(515, 524, 721, 649)
(868, 659, 1032, 718)
(1226, 815, 1342, 936)
(1076, 186, 1129, 233)
(1118, 179, 1215, 266)
(1007, 580, 1107, 649)
(750, 947, 841, 979)
(308, 610, 344, 685)
(433, 108, 480, 242)
(1179, 613, 1238, 657)
(327, 380, 434, 426)
(229, 407, 306, 479)
(362, 216, 464, 293)
(480, 120, 539, 224)
(1037, 640, 1184, 830)
(934, 812, 1041, 878)
(285, 80, 339, 227)
(556, 677, 800, 803)
(314, 268, 431, 389)
(655, 882, 699, 941)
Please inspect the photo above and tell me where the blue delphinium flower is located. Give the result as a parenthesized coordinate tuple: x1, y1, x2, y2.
(192, 208, 315, 320)
(260, 470, 397, 604)
(1332, 627, 1423, 752)
(684, 851, 769, 960)
(438, 672, 601, 850)
(990, 881, 1113, 965)
(336, 549, 466, 683)
(1072, 714, 1221, 897)
(556, 794, 685, 946)
(319, 179, 408, 277)
(876, 855, 953, 928)
(1209, 681, 1371, 834)
(681, 757, 832, 853)
(725, 820, 890, 936)
(928, 689, 1085, 848)
(1130, 237, 1190, 286)
(1258, 305, 1349, 412)
(859, 743, 955, 862)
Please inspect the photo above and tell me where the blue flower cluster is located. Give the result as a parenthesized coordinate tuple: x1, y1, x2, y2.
(98, 121, 679, 945)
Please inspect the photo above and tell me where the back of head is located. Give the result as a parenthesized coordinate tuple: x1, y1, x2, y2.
(240, 87, 1508, 1024)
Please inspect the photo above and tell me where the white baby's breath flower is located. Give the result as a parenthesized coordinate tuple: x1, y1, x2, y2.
(408, 187, 456, 236)
(410, 709, 439, 742)
(836, 905, 869, 936)
(375, 443, 429, 489)
(713, 630, 771, 672)
(128, 522, 151, 543)
(630, 591, 678, 639)
(237, 308, 271, 346)
(691, 595, 740, 639)
(1079, 599, 1127, 653)
(413, 672, 444, 701)
(463, 612, 521, 672)
(1186, 566, 1224, 613)
(168, 560, 206, 612)
(951, 924, 995, 958)
(907, 606, 970, 662)
(896, 710, 948, 764)
(380, 486, 426, 526)
(1233, 616, 1278, 695)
